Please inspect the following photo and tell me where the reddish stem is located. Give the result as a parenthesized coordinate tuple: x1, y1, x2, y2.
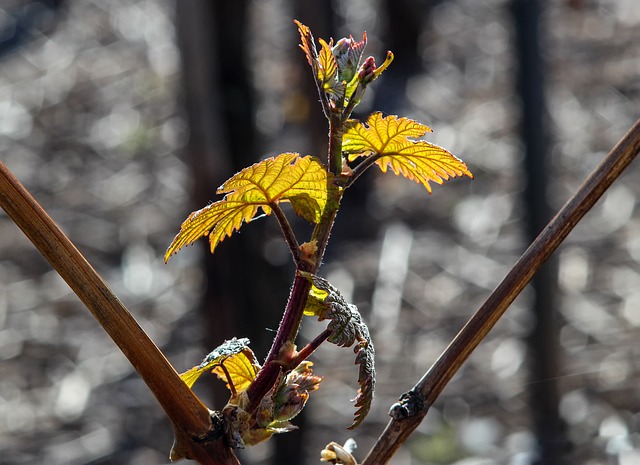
(246, 270, 314, 412)
(246, 115, 344, 413)
(290, 329, 333, 368)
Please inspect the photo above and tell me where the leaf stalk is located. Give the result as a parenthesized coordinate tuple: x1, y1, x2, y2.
(270, 202, 301, 264)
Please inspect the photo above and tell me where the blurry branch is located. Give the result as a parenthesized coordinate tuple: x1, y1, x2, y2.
(0, 161, 239, 465)
(361, 118, 640, 465)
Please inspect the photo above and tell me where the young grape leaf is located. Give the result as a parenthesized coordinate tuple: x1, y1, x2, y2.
(165, 153, 337, 261)
(294, 20, 318, 70)
(317, 38, 343, 98)
(342, 112, 473, 193)
(301, 272, 375, 429)
(321, 440, 358, 465)
(180, 337, 259, 398)
(211, 350, 260, 397)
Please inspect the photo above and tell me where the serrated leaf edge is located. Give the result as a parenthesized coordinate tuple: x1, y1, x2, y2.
(342, 112, 473, 193)
(165, 153, 334, 262)
(301, 272, 375, 429)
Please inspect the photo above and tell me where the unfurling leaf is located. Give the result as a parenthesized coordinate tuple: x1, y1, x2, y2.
(295, 20, 387, 115)
(273, 361, 323, 422)
(318, 38, 344, 98)
(332, 33, 367, 83)
(301, 273, 375, 429)
(358, 51, 394, 86)
(180, 337, 259, 398)
(342, 112, 473, 193)
(294, 20, 318, 70)
(345, 51, 394, 110)
(165, 153, 337, 261)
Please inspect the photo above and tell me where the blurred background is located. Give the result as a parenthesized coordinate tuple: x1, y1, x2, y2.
(1, 0, 639, 464)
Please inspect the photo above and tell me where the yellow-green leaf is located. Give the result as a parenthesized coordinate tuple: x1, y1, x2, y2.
(212, 350, 260, 397)
(165, 153, 335, 261)
(303, 283, 329, 317)
(180, 338, 259, 394)
(318, 38, 337, 88)
(342, 112, 473, 193)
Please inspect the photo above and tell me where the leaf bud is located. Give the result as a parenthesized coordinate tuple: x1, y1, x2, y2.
(357, 56, 377, 84)
(320, 440, 358, 465)
(272, 361, 322, 421)
(332, 33, 367, 82)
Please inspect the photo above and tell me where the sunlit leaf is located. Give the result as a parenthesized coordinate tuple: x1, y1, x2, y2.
(294, 20, 317, 69)
(165, 153, 336, 261)
(318, 38, 338, 91)
(342, 112, 473, 193)
(301, 273, 375, 429)
(212, 350, 260, 397)
(180, 338, 259, 395)
(303, 284, 329, 317)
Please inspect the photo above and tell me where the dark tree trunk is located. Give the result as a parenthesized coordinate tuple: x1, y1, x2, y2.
(511, 1, 568, 463)
(175, 2, 290, 463)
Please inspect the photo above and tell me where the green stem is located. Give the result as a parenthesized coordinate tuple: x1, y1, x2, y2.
(310, 202, 340, 265)
(342, 83, 363, 122)
(328, 114, 344, 175)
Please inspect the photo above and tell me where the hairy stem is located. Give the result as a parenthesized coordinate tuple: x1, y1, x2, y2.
(266, 272, 314, 360)
(246, 271, 313, 411)
(246, 195, 339, 410)
(0, 162, 239, 464)
(247, 109, 345, 412)
(361, 118, 640, 465)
